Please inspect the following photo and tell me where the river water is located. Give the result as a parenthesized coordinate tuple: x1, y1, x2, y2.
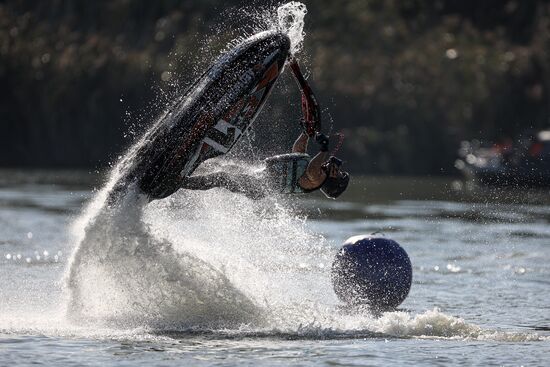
(0, 170, 548, 366)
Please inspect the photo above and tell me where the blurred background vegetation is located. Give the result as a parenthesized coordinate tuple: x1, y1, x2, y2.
(2, 0, 550, 175)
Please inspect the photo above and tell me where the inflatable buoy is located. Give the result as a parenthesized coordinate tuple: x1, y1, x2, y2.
(331, 235, 412, 310)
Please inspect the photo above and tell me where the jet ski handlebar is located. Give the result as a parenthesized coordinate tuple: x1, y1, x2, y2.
(288, 58, 322, 137)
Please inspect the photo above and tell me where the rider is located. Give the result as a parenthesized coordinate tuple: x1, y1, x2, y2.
(179, 59, 350, 199)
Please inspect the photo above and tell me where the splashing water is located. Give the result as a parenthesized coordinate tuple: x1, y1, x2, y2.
(64, 156, 543, 341)
(63, 2, 312, 330)
(277, 2, 307, 55)
(66, 186, 263, 328)
(218, 2, 306, 57)
(57, 2, 541, 342)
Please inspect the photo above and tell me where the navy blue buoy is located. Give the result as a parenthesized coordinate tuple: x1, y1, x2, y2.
(331, 235, 412, 310)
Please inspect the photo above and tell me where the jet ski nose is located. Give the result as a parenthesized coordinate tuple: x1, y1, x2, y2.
(245, 30, 290, 61)
(274, 32, 291, 55)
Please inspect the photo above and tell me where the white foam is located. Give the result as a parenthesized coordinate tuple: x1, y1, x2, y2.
(371, 308, 545, 342)
(61, 3, 312, 329)
(277, 2, 308, 55)
(65, 183, 261, 329)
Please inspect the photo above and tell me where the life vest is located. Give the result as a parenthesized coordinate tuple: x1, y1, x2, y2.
(265, 153, 311, 194)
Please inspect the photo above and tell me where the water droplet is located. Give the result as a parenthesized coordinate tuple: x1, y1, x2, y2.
(5, 254, 11, 260)
(161, 71, 172, 81)
(277, 2, 307, 55)
(446, 263, 461, 273)
(27, 232, 33, 239)
(445, 48, 458, 59)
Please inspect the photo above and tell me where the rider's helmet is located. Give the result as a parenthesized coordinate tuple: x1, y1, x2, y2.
(320, 156, 350, 199)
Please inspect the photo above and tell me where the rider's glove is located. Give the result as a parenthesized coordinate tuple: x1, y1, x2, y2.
(315, 132, 329, 152)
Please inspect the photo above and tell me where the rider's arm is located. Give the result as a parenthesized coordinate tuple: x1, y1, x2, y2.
(299, 150, 329, 190)
(298, 132, 330, 190)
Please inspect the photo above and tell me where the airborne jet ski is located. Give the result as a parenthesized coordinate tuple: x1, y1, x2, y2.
(110, 31, 291, 201)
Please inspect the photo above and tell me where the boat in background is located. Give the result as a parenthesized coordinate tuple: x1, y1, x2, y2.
(455, 130, 550, 187)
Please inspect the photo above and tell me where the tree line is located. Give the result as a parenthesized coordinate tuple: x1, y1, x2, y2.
(2, 0, 549, 175)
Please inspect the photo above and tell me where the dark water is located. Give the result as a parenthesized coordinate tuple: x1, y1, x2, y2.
(1, 170, 549, 366)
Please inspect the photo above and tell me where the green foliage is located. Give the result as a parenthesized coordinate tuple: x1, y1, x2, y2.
(1, 0, 550, 174)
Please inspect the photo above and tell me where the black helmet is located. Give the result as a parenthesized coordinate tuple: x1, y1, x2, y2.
(320, 157, 350, 199)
